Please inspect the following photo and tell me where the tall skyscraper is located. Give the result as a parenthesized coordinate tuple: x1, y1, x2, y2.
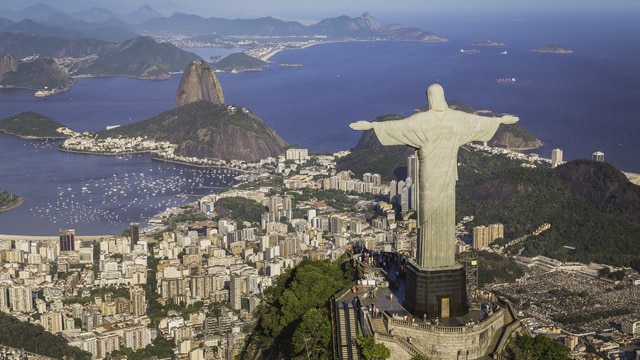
(551, 148, 563, 168)
(407, 154, 417, 182)
(130, 222, 140, 251)
(230, 274, 243, 311)
(593, 151, 605, 162)
(389, 180, 397, 201)
(59, 229, 75, 252)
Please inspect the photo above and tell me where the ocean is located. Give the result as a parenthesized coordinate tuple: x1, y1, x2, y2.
(1, 9, 639, 235)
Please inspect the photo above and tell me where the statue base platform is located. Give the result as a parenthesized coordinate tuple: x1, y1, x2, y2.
(403, 260, 468, 318)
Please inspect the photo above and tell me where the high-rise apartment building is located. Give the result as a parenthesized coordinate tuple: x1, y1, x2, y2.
(8, 285, 32, 313)
(41, 311, 64, 333)
(473, 223, 504, 249)
(59, 229, 75, 252)
(129, 286, 146, 317)
(97, 333, 120, 359)
(130, 222, 140, 251)
(407, 154, 417, 182)
(551, 148, 563, 168)
(230, 274, 243, 311)
(124, 326, 151, 351)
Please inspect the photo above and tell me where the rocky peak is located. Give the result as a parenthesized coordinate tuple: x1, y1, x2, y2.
(174, 60, 224, 108)
(0, 53, 19, 81)
(358, 13, 380, 30)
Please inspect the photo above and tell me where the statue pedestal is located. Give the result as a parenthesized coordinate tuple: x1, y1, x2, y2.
(403, 260, 468, 318)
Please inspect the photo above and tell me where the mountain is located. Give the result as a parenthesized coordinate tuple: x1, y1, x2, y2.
(78, 36, 201, 78)
(8, 3, 61, 21)
(489, 124, 543, 150)
(457, 157, 640, 270)
(307, 12, 380, 37)
(0, 53, 19, 79)
(0, 18, 88, 40)
(175, 60, 225, 108)
(123, 5, 163, 24)
(99, 101, 288, 162)
(0, 55, 73, 91)
(68, 7, 120, 23)
(136, 12, 445, 41)
(0, 111, 71, 138)
(212, 52, 269, 72)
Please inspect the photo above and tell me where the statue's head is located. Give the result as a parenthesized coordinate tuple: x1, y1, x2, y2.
(427, 83, 448, 112)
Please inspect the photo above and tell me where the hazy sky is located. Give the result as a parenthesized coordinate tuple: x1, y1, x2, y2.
(6, 0, 640, 24)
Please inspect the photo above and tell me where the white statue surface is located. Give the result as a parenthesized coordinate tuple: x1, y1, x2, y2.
(350, 83, 518, 268)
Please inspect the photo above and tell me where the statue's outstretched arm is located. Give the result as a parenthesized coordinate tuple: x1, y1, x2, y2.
(499, 114, 519, 124)
(349, 120, 373, 130)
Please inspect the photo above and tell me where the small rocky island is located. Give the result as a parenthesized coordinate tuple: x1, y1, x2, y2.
(532, 44, 573, 54)
(472, 39, 505, 46)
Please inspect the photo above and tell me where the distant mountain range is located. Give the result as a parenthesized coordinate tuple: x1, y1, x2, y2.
(0, 4, 446, 43)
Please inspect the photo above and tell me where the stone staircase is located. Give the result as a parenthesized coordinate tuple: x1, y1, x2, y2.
(337, 300, 361, 360)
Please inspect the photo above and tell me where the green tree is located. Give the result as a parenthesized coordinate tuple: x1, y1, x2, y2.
(505, 333, 571, 360)
(356, 336, 391, 360)
(292, 308, 332, 360)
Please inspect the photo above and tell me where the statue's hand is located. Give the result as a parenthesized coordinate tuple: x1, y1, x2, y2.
(500, 115, 519, 124)
(349, 120, 374, 130)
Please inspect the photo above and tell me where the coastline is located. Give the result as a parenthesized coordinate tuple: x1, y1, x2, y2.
(0, 197, 24, 213)
(258, 40, 351, 61)
(0, 233, 117, 241)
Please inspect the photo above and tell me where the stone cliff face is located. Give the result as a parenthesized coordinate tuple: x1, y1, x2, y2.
(488, 124, 543, 150)
(0, 53, 18, 81)
(174, 60, 224, 108)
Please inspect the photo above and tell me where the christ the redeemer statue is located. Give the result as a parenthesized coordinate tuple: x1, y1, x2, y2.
(350, 84, 518, 268)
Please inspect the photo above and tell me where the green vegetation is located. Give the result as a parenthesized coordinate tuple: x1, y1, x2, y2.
(554, 308, 632, 325)
(478, 251, 524, 286)
(0, 312, 92, 359)
(289, 188, 360, 212)
(503, 333, 571, 360)
(0, 111, 70, 138)
(356, 335, 391, 360)
(214, 196, 265, 225)
(97, 100, 287, 162)
(240, 257, 355, 359)
(0, 57, 73, 90)
(0, 190, 21, 210)
(212, 52, 269, 72)
(457, 156, 640, 271)
(79, 36, 201, 78)
(597, 266, 626, 281)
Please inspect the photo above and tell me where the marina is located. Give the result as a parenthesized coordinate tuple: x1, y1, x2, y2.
(0, 135, 240, 235)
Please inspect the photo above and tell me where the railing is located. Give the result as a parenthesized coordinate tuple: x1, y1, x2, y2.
(491, 301, 521, 359)
(382, 306, 505, 335)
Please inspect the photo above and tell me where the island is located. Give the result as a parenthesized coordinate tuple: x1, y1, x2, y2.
(532, 44, 574, 54)
(472, 39, 505, 46)
(0, 111, 74, 139)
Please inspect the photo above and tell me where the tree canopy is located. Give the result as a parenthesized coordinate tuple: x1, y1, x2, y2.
(240, 257, 354, 359)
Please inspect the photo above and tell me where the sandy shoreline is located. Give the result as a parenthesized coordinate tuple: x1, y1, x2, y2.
(259, 40, 349, 61)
